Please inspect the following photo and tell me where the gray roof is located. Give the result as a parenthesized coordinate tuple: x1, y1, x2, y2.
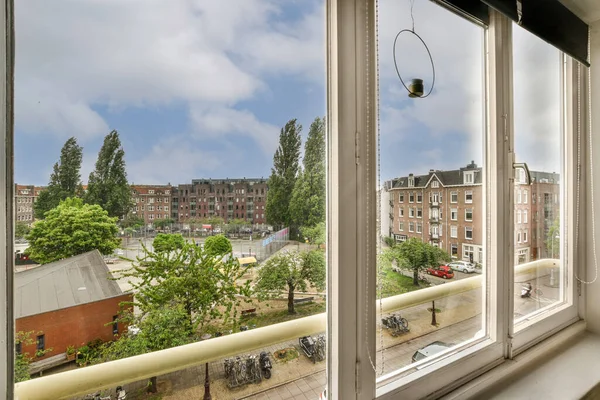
(388, 161, 482, 189)
(15, 250, 124, 319)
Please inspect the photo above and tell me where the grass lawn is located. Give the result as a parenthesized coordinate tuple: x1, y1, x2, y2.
(379, 265, 425, 298)
(240, 301, 326, 328)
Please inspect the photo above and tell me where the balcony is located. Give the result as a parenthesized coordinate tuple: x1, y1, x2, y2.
(430, 232, 439, 240)
(430, 216, 439, 223)
(13, 259, 556, 399)
(431, 201, 439, 207)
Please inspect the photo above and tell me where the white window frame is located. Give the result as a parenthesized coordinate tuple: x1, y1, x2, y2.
(465, 226, 473, 240)
(523, 189, 528, 204)
(432, 180, 439, 188)
(451, 225, 458, 238)
(517, 209, 522, 223)
(0, 3, 582, 399)
(409, 208, 414, 218)
(399, 207, 403, 217)
(398, 222, 403, 231)
(523, 210, 528, 223)
(465, 208, 473, 221)
(416, 223, 422, 234)
(408, 222, 414, 233)
(451, 208, 458, 221)
(450, 191, 458, 203)
(465, 190, 473, 203)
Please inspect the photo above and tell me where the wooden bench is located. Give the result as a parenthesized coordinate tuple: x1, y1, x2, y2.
(241, 308, 257, 317)
(293, 296, 315, 305)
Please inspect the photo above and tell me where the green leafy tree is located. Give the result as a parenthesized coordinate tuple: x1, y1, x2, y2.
(121, 214, 145, 229)
(34, 137, 84, 219)
(545, 217, 560, 259)
(226, 218, 246, 234)
(153, 218, 175, 230)
(15, 222, 31, 239)
(290, 117, 326, 228)
(85, 130, 132, 218)
(25, 197, 120, 264)
(266, 119, 302, 229)
(383, 238, 451, 286)
(254, 250, 325, 314)
(207, 216, 224, 230)
(116, 241, 251, 328)
(152, 233, 185, 253)
(204, 234, 233, 256)
(300, 222, 325, 246)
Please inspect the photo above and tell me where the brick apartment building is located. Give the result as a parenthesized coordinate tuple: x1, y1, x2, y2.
(171, 178, 268, 227)
(386, 161, 484, 264)
(385, 162, 560, 266)
(130, 184, 173, 225)
(15, 184, 45, 225)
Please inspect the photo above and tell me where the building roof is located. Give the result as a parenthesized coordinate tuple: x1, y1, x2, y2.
(388, 161, 482, 189)
(15, 250, 124, 319)
(131, 184, 172, 195)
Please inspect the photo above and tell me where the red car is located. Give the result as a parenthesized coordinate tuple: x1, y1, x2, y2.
(426, 265, 454, 279)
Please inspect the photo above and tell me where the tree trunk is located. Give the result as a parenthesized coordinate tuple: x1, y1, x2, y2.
(148, 376, 158, 393)
(288, 284, 296, 314)
(413, 268, 419, 286)
(186, 301, 193, 326)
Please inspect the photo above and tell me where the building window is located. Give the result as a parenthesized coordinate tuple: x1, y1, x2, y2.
(416, 223, 422, 233)
(517, 210, 522, 223)
(451, 226, 457, 238)
(149, 190, 154, 194)
(398, 222, 404, 231)
(432, 180, 439, 188)
(16, 342, 21, 355)
(399, 193, 404, 202)
(399, 207, 404, 217)
(517, 231, 521, 243)
(451, 244, 458, 256)
(523, 210, 528, 223)
(464, 171, 474, 184)
(465, 191, 473, 203)
(409, 193, 414, 203)
(451, 191, 458, 203)
(517, 189, 522, 204)
(112, 315, 119, 335)
(417, 193, 422, 203)
(409, 222, 414, 232)
(524, 189, 528, 204)
(36, 334, 45, 351)
(409, 208, 414, 218)
(523, 230, 528, 243)
(465, 208, 473, 221)
(417, 208, 422, 218)
(451, 208, 458, 221)
(465, 227, 473, 240)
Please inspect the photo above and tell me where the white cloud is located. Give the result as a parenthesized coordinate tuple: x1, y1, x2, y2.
(15, 0, 324, 149)
(189, 105, 280, 155)
(127, 136, 224, 185)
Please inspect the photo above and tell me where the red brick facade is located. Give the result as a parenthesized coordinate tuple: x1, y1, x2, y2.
(16, 294, 133, 360)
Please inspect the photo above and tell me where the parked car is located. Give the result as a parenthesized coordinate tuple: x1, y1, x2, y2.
(448, 261, 477, 274)
(411, 341, 452, 363)
(426, 265, 454, 279)
(319, 388, 327, 400)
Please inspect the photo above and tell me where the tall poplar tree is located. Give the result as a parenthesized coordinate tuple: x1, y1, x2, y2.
(85, 130, 132, 218)
(33, 137, 84, 219)
(265, 119, 302, 229)
(290, 117, 326, 228)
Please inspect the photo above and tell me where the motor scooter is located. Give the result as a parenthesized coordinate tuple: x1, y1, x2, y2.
(521, 285, 532, 298)
(259, 351, 272, 379)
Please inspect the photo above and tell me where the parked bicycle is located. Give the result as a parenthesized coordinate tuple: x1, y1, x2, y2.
(381, 313, 410, 336)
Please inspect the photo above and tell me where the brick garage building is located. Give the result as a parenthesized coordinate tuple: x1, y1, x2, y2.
(15, 250, 132, 370)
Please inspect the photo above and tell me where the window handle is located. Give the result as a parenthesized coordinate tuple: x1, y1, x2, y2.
(513, 162, 531, 185)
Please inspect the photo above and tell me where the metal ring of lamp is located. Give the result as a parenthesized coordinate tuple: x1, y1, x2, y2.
(393, 29, 436, 99)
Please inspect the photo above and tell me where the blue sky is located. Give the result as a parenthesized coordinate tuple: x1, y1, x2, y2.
(14, 0, 561, 187)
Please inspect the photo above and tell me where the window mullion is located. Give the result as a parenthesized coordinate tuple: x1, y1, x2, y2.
(486, 10, 514, 355)
(327, 0, 377, 399)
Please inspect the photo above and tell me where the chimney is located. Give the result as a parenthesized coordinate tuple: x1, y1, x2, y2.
(429, 169, 434, 173)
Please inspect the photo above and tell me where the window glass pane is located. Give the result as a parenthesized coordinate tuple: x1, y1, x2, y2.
(15, 1, 327, 397)
(378, 0, 485, 383)
(512, 24, 564, 323)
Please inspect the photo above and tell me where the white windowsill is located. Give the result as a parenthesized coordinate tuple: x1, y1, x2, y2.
(442, 320, 595, 400)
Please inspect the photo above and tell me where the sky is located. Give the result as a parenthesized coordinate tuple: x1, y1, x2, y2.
(15, 0, 561, 186)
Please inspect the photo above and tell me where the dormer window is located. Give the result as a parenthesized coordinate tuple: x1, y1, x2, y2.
(432, 180, 439, 188)
(408, 177, 414, 187)
(464, 171, 475, 184)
